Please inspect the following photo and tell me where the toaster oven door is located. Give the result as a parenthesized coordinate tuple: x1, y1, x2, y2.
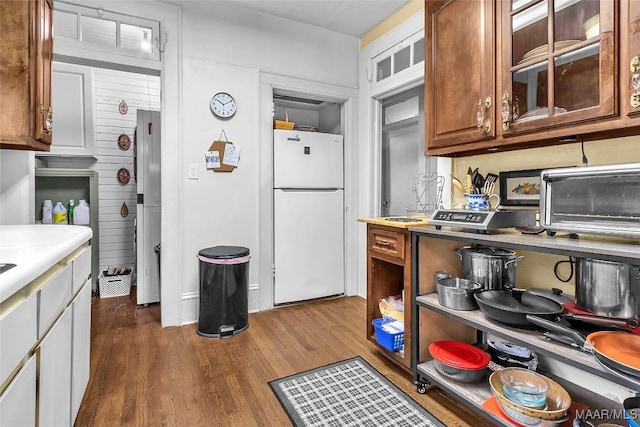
(540, 163, 640, 237)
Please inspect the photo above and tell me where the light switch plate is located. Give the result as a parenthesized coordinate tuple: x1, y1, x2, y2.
(188, 163, 198, 179)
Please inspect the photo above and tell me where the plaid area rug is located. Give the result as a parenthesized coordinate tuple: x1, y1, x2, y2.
(268, 356, 445, 427)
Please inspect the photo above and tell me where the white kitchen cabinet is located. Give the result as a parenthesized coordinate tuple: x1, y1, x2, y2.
(71, 279, 91, 421)
(0, 354, 36, 427)
(40, 62, 95, 157)
(38, 263, 72, 339)
(0, 227, 92, 427)
(38, 304, 73, 427)
(0, 290, 37, 388)
(72, 247, 91, 294)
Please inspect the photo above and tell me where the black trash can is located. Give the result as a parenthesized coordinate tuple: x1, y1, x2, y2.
(197, 246, 250, 338)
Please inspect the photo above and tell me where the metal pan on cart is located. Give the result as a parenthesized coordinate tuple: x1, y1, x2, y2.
(527, 315, 640, 382)
(586, 331, 640, 380)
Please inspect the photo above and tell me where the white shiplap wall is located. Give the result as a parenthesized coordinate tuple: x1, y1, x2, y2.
(92, 68, 160, 272)
(44, 67, 160, 273)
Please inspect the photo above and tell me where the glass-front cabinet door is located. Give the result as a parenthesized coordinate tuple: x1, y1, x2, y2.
(500, 0, 615, 134)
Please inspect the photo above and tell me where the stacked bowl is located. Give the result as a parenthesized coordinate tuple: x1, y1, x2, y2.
(489, 368, 572, 426)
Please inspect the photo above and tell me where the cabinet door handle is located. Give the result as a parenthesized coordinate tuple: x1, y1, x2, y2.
(501, 92, 511, 131)
(377, 240, 391, 246)
(630, 56, 640, 108)
(41, 106, 53, 134)
(476, 97, 492, 131)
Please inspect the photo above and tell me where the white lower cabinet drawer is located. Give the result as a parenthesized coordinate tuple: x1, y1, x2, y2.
(0, 354, 36, 427)
(0, 291, 37, 387)
(72, 247, 91, 294)
(39, 264, 72, 338)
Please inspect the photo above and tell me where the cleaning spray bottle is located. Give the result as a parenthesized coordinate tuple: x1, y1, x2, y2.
(53, 201, 67, 224)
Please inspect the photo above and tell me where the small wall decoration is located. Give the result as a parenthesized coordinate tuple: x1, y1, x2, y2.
(207, 130, 240, 172)
(117, 167, 131, 184)
(121, 202, 129, 217)
(118, 134, 131, 151)
(118, 100, 129, 115)
(499, 168, 544, 206)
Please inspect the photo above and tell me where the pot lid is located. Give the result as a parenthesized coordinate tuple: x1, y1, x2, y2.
(429, 340, 490, 370)
(459, 246, 517, 257)
(526, 288, 574, 305)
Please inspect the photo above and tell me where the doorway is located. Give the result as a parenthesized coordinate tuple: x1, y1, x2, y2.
(135, 110, 162, 305)
(380, 85, 436, 216)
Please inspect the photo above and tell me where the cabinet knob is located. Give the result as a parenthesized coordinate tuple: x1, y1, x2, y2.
(483, 119, 491, 134)
(630, 56, 640, 73)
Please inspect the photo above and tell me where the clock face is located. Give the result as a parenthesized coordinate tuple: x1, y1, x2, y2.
(210, 92, 237, 118)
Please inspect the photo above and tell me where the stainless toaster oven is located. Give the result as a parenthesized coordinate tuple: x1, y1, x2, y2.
(539, 162, 640, 238)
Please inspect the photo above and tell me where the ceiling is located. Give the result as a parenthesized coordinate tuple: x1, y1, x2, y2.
(169, 0, 412, 37)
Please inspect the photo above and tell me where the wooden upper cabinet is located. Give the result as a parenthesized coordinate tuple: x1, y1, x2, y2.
(500, 0, 616, 135)
(426, 0, 640, 157)
(0, 0, 53, 151)
(425, 0, 496, 151)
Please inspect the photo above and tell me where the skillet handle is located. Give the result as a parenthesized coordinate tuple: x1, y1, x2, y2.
(525, 314, 587, 348)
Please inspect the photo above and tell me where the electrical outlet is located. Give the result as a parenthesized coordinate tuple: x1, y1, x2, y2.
(188, 163, 199, 179)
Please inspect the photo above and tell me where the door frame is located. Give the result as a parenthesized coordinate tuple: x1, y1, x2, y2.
(259, 72, 359, 311)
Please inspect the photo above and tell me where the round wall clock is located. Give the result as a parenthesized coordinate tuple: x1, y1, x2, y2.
(210, 92, 237, 118)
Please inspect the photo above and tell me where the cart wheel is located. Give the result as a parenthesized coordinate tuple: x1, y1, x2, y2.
(417, 384, 427, 394)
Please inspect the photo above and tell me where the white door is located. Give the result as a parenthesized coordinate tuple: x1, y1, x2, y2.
(136, 110, 161, 305)
(274, 189, 344, 304)
(382, 125, 420, 215)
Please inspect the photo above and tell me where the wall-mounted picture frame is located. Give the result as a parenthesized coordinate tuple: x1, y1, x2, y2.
(118, 134, 131, 151)
(499, 168, 544, 206)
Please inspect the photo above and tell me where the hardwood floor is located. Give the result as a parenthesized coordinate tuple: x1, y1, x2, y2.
(75, 292, 492, 426)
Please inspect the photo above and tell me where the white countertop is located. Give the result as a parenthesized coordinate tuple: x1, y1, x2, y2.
(0, 225, 92, 304)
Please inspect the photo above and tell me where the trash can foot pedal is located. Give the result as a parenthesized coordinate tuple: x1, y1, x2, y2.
(219, 325, 235, 337)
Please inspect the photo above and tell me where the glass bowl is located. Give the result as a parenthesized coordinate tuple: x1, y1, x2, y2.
(499, 368, 549, 409)
(502, 380, 548, 409)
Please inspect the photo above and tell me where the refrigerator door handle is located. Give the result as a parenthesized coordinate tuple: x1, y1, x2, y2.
(286, 135, 300, 141)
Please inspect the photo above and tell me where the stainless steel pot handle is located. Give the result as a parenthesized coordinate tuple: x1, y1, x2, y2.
(504, 255, 525, 267)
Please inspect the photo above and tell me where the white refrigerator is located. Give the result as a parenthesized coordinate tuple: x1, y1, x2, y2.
(135, 110, 161, 305)
(273, 130, 344, 304)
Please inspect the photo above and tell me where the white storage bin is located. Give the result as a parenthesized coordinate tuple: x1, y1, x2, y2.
(98, 269, 131, 298)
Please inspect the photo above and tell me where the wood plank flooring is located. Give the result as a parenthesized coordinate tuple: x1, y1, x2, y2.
(76, 292, 492, 426)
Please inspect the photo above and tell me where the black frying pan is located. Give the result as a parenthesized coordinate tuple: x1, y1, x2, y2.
(473, 289, 563, 328)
